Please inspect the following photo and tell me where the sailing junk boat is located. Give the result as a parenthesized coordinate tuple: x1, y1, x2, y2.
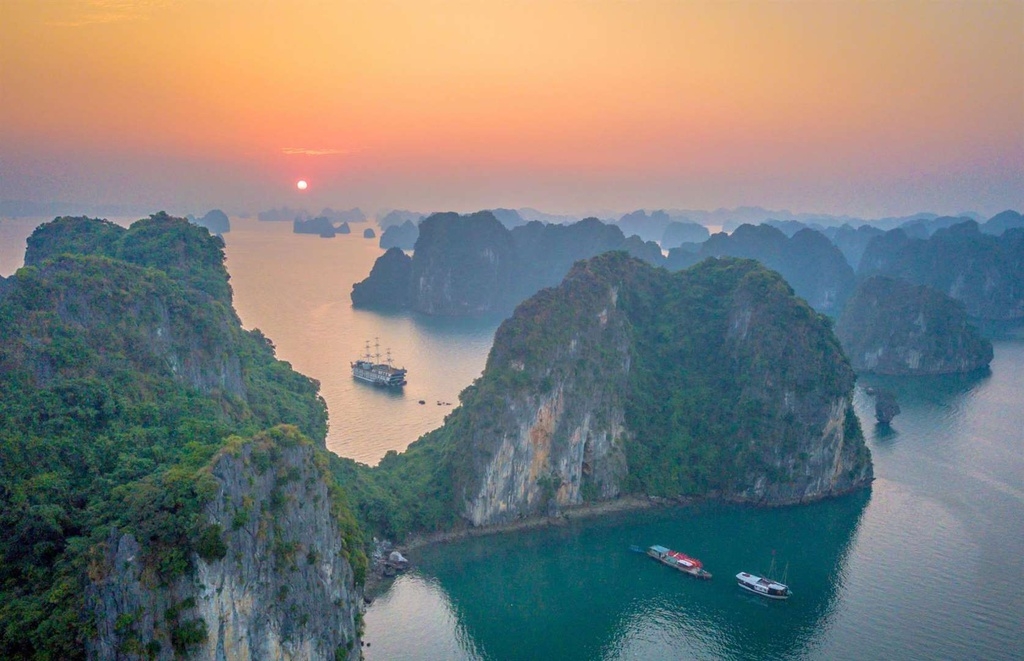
(351, 339, 407, 387)
(736, 554, 790, 600)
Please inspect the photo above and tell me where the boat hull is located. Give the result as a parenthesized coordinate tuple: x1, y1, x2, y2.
(646, 546, 712, 579)
(735, 572, 789, 599)
(737, 581, 789, 599)
(351, 361, 407, 387)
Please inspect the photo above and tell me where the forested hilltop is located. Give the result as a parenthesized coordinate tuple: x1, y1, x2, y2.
(668, 223, 856, 316)
(0, 215, 365, 659)
(339, 253, 872, 538)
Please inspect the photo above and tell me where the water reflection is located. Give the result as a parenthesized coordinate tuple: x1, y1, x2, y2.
(856, 367, 991, 410)
(871, 422, 898, 444)
(362, 574, 485, 661)
(221, 218, 500, 464)
(372, 493, 869, 660)
(356, 305, 507, 338)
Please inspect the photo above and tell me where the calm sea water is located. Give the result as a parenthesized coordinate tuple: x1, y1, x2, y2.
(362, 344, 1024, 661)
(1, 216, 497, 464)
(219, 218, 500, 464)
(3, 216, 1022, 659)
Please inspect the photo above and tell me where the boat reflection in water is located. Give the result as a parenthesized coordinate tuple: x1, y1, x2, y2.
(364, 491, 870, 660)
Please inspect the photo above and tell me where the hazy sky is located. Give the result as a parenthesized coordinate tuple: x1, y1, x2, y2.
(1, 0, 1022, 218)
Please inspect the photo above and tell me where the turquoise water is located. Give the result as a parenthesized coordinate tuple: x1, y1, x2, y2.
(5, 217, 1022, 658)
(363, 343, 1024, 661)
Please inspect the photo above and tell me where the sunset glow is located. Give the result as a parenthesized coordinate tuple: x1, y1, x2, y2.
(1, 0, 1021, 217)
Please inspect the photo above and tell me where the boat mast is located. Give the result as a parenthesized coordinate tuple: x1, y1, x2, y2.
(374, 337, 381, 364)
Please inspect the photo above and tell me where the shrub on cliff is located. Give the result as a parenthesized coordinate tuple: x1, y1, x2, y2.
(0, 216, 343, 658)
(347, 253, 869, 537)
(836, 276, 993, 374)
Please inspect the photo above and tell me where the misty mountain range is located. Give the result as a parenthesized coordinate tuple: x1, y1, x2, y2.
(1, 199, 998, 234)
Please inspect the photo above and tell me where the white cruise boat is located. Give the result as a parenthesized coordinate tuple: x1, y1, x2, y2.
(735, 571, 790, 599)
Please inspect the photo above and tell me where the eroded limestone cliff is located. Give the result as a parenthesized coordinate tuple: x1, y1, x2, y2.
(87, 428, 364, 661)
(836, 276, 993, 375)
(459, 274, 634, 525)
(431, 253, 872, 527)
(351, 211, 665, 316)
(0, 216, 351, 657)
(858, 221, 1024, 322)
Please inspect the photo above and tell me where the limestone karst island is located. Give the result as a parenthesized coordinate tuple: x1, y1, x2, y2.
(3, 0, 1022, 658)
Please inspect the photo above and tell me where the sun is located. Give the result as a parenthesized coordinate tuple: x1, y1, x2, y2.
(296, 180, 308, 190)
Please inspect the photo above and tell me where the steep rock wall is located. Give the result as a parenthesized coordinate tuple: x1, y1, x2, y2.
(858, 222, 1024, 322)
(723, 271, 871, 503)
(444, 254, 872, 527)
(409, 211, 517, 315)
(456, 274, 633, 525)
(836, 276, 993, 375)
(7, 255, 246, 397)
(87, 433, 363, 660)
(351, 211, 665, 316)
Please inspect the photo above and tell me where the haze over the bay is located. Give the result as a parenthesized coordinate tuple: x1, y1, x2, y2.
(1, 0, 1022, 218)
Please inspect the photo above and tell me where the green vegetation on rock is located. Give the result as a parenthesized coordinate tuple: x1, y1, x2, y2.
(0, 215, 361, 659)
(346, 252, 871, 536)
(836, 276, 993, 375)
(352, 211, 665, 316)
(858, 221, 1024, 322)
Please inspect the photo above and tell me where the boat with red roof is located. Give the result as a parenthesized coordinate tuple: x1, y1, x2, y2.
(646, 545, 712, 579)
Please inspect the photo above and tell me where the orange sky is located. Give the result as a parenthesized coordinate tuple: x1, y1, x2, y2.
(1, 0, 1022, 217)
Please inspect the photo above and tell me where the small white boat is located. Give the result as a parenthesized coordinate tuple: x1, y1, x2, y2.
(735, 571, 790, 599)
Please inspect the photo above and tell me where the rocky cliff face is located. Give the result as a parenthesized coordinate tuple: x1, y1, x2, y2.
(858, 221, 1024, 322)
(351, 247, 413, 309)
(5, 254, 247, 397)
(720, 274, 871, 504)
(87, 429, 364, 661)
(351, 211, 665, 316)
(410, 211, 517, 315)
(438, 254, 871, 527)
(0, 216, 344, 657)
(457, 273, 634, 525)
(836, 276, 993, 374)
